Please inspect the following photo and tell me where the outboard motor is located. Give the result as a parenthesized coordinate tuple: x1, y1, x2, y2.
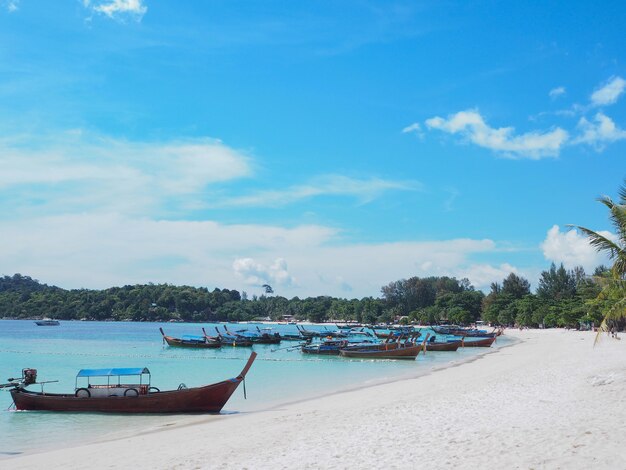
(1, 368, 37, 389)
(22, 368, 37, 386)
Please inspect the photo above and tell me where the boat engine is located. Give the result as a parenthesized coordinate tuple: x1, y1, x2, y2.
(22, 368, 37, 385)
(0, 369, 37, 389)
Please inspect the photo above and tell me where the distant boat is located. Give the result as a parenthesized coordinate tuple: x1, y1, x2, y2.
(227, 326, 282, 344)
(295, 325, 320, 338)
(34, 319, 60, 326)
(339, 334, 429, 360)
(425, 338, 463, 352)
(432, 325, 500, 337)
(461, 336, 497, 348)
(301, 339, 349, 355)
(301, 337, 380, 355)
(207, 327, 253, 347)
(160, 328, 221, 348)
(5, 353, 257, 413)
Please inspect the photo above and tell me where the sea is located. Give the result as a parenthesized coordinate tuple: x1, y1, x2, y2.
(0, 320, 510, 457)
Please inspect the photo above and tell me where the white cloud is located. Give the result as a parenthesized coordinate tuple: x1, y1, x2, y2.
(217, 174, 419, 208)
(455, 263, 521, 290)
(85, 0, 147, 21)
(549, 86, 566, 99)
(233, 258, 295, 288)
(0, 133, 253, 216)
(572, 113, 626, 150)
(425, 109, 568, 159)
(541, 225, 612, 272)
(590, 76, 626, 107)
(4, 0, 18, 12)
(0, 211, 520, 297)
(402, 123, 424, 138)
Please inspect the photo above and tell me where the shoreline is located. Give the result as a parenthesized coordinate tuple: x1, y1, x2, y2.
(7, 330, 626, 469)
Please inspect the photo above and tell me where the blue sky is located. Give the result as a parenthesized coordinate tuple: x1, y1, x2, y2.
(0, 0, 624, 298)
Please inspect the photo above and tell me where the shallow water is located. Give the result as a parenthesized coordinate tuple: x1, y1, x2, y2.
(0, 320, 509, 456)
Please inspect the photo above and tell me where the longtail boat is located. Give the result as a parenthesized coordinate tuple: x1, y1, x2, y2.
(226, 326, 281, 345)
(301, 339, 349, 355)
(296, 325, 323, 338)
(432, 325, 500, 337)
(160, 328, 221, 348)
(280, 333, 305, 341)
(254, 326, 283, 343)
(209, 327, 253, 347)
(425, 339, 463, 352)
(339, 334, 397, 352)
(461, 336, 496, 347)
(4, 353, 257, 413)
(339, 334, 429, 359)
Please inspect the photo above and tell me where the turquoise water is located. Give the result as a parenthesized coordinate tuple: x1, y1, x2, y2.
(0, 320, 509, 457)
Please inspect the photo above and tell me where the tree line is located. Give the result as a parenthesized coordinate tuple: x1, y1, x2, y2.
(0, 263, 616, 328)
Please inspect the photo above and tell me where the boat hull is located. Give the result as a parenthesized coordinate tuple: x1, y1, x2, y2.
(425, 340, 462, 351)
(163, 337, 221, 348)
(339, 345, 422, 359)
(301, 347, 341, 355)
(35, 320, 60, 326)
(462, 336, 496, 347)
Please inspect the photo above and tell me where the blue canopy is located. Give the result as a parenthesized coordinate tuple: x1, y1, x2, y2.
(181, 335, 205, 342)
(76, 367, 150, 377)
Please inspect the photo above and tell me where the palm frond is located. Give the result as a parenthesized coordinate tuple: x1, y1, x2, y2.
(572, 225, 622, 259)
(618, 183, 626, 205)
(596, 195, 615, 211)
(610, 205, 626, 245)
(593, 318, 610, 346)
(593, 280, 626, 346)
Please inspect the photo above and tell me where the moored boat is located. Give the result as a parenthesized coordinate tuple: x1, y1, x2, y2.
(226, 326, 282, 344)
(425, 338, 463, 352)
(461, 336, 497, 347)
(301, 339, 348, 355)
(296, 325, 323, 338)
(160, 328, 221, 348)
(432, 325, 500, 337)
(339, 334, 429, 360)
(210, 327, 253, 347)
(34, 319, 60, 326)
(5, 353, 257, 413)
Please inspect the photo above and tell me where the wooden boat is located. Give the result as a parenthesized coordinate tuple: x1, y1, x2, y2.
(6, 353, 257, 413)
(160, 328, 221, 349)
(374, 327, 417, 339)
(34, 319, 60, 326)
(339, 334, 397, 352)
(301, 339, 348, 355)
(432, 325, 499, 338)
(226, 326, 281, 345)
(339, 334, 429, 359)
(209, 327, 253, 347)
(425, 339, 462, 352)
(280, 333, 305, 341)
(254, 326, 283, 343)
(296, 325, 323, 338)
(461, 336, 496, 347)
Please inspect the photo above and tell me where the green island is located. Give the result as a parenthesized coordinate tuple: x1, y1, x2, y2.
(0, 263, 617, 329)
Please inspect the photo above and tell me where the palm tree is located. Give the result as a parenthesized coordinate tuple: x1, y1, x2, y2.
(571, 180, 626, 342)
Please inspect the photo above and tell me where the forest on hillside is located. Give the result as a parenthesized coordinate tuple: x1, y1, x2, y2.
(0, 262, 614, 328)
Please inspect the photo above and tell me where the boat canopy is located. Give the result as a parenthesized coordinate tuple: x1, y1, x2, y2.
(181, 335, 205, 341)
(76, 367, 150, 377)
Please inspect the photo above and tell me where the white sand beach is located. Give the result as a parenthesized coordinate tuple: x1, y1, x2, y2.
(8, 329, 626, 469)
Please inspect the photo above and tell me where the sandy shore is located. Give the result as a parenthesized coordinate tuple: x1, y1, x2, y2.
(8, 329, 626, 469)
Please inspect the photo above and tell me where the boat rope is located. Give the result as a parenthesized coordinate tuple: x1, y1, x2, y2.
(243, 377, 247, 400)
